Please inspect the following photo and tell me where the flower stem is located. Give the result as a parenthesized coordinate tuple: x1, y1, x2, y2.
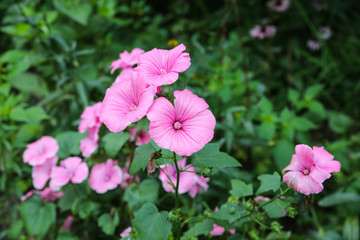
(173, 152, 181, 239)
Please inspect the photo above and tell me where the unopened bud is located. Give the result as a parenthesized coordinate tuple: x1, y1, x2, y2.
(227, 195, 239, 204)
(270, 221, 283, 233)
(201, 167, 212, 178)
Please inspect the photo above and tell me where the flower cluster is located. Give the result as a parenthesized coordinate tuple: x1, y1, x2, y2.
(267, 0, 290, 12)
(282, 144, 341, 195)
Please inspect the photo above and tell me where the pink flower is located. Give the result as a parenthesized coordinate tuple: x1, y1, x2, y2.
(23, 136, 59, 166)
(21, 187, 63, 202)
(267, 0, 290, 12)
(114, 68, 132, 84)
(135, 44, 191, 87)
(120, 227, 132, 238)
(89, 159, 123, 194)
(79, 102, 102, 158)
(50, 157, 89, 190)
(32, 156, 58, 189)
(61, 216, 75, 232)
(120, 167, 139, 189)
(250, 25, 276, 39)
(210, 207, 235, 236)
(307, 40, 321, 51)
(158, 158, 198, 194)
(282, 144, 341, 195)
(80, 125, 100, 158)
(188, 175, 209, 198)
(254, 196, 271, 204)
(129, 127, 151, 146)
(147, 89, 216, 156)
(110, 48, 144, 74)
(318, 26, 332, 40)
(100, 70, 155, 133)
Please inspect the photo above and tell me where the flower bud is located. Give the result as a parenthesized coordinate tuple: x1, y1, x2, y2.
(201, 167, 213, 178)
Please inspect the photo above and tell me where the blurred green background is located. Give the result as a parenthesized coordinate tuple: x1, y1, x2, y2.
(0, 0, 360, 239)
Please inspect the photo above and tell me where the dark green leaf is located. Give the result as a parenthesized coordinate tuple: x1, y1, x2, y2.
(56, 131, 85, 158)
(230, 179, 253, 198)
(263, 200, 289, 218)
(318, 193, 360, 207)
(256, 172, 281, 195)
(290, 117, 316, 131)
(102, 132, 130, 158)
(98, 211, 119, 235)
(273, 140, 294, 170)
(211, 202, 242, 223)
(184, 219, 214, 237)
(129, 143, 154, 175)
(124, 179, 159, 213)
(343, 216, 359, 240)
(53, 0, 92, 25)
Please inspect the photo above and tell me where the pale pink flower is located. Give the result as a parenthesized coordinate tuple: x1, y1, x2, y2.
(120, 227, 132, 238)
(114, 68, 132, 84)
(318, 26, 332, 40)
(267, 0, 290, 12)
(254, 195, 271, 204)
(80, 125, 100, 158)
(129, 127, 151, 146)
(210, 207, 235, 236)
(32, 156, 58, 190)
(120, 167, 139, 189)
(100, 70, 155, 133)
(135, 44, 191, 87)
(23, 136, 59, 166)
(147, 89, 216, 156)
(79, 102, 102, 158)
(89, 159, 123, 194)
(21, 187, 63, 202)
(307, 39, 321, 51)
(61, 216, 75, 232)
(110, 48, 144, 74)
(282, 209, 287, 215)
(50, 157, 89, 190)
(188, 175, 209, 198)
(250, 25, 276, 39)
(282, 144, 341, 195)
(158, 158, 198, 194)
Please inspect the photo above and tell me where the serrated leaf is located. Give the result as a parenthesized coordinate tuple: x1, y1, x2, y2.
(192, 143, 241, 169)
(184, 219, 214, 237)
(56, 131, 85, 158)
(98, 211, 119, 235)
(129, 143, 154, 175)
(210, 202, 242, 223)
(318, 193, 360, 207)
(263, 200, 289, 218)
(19, 195, 56, 237)
(132, 203, 171, 240)
(102, 132, 129, 158)
(230, 179, 253, 198)
(77, 198, 99, 219)
(124, 179, 159, 212)
(256, 172, 281, 195)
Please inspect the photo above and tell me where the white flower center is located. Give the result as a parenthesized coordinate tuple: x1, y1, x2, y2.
(302, 169, 310, 175)
(130, 104, 137, 111)
(160, 69, 167, 75)
(173, 121, 182, 130)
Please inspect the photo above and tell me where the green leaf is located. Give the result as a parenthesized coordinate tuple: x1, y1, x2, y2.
(10, 73, 47, 96)
(273, 140, 294, 170)
(308, 101, 326, 119)
(129, 143, 154, 175)
(290, 117, 316, 131)
(192, 143, 241, 169)
(56, 231, 79, 240)
(230, 179, 253, 198)
(258, 97, 273, 114)
(124, 179, 159, 213)
(58, 184, 86, 212)
(256, 172, 281, 195)
(343, 216, 359, 240)
(263, 200, 289, 218)
(53, 0, 92, 25)
(304, 84, 323, 100)
(184, 219, 214, 237)
(328, 112, 353, 134)
(133, 203, 172, 240)
(102, 132, 130, 158)
(318, 193, 360, 207)
(98, 211, 119, 235)
(8, 220, 23, 239)
(258, 122, 276, 141)
(10, 106, 48, 123)
(56, 131, 85, 158)
(19, 195, 56, 237)
(288, 89, 300, 107)
(211, 202, 242, 223)
(77, 198, 99, 219)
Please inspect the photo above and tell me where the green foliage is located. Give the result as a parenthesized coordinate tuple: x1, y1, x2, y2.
(132, 203, 172, 240)
(211, 202, 242, 223)
(124, 179, 159, 212)
(184, 219, 213, 237)
(129, 143, 154, 174)
(230, 179, 253, 198)
(102, 132, 130, 158)
(98, 211, 120, 235)
(318, 193, 360, 207)
(256, 172, 281, 195)
(56, 131, 85, 158)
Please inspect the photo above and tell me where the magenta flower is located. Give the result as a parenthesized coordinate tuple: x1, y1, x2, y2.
(21, 187, 63, 202)
(250, 25, 276, 39)
(147, 89, 216, 156)
(80, 125, 100, 158)
(23, 136, 59, 166)
(282, 144, 341, 195)
(61, 216, 75, 232)
(267, 0, 290, 12)
(114, 68, 132, 84)
(129, 127, 151, 146)
(89, 159, 123, 194)
(50, 157, 89, 190)
(120, 227, 132, 238)
(158, 158, 198, 194)
(135, 43, 191, 87)
(100, 70, 156, 133)
(32, 156, 58, 189)
(110, 48, 144, 74)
